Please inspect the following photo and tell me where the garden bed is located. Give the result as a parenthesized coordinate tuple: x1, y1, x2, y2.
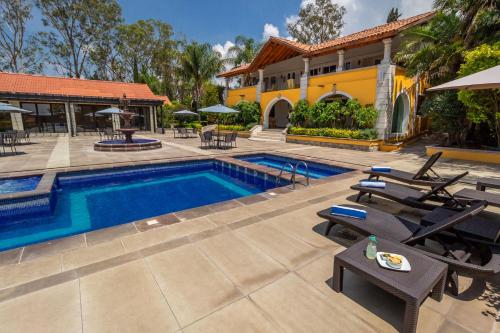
(286, 134, 381, 151)
(217, 130, 252, 138)
(426, 146, 500, 164)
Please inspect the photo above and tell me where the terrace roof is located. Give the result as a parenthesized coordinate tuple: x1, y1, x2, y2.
(217, 11, 434, 78)
(0, 72, 170, 105)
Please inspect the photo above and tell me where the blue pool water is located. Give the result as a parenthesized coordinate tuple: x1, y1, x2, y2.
(0, 176, 41, 194)
(0, 161, 277, 251)
(236, 154, 351, 179)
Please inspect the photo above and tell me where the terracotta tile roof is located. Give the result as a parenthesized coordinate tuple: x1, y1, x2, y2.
(0, 72, 167, 102)
(217, 63, 251, 78)
(309, 11, 435, 55)
(217, 11, 434, 77)
(155, 95, 172, 105)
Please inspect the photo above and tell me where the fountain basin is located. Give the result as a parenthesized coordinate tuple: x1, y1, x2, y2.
(94, 139, 162, 152)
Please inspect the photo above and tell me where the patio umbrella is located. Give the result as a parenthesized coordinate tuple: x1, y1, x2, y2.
(173, 110, 198, 116)
(95, 107, 133, 115)
(427, 65, 500, 91)
(199, 104, 239, 138)
(0, 102, 32, 114)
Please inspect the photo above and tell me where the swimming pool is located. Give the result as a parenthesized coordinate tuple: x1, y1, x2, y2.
(0, 176, 41, 195)
(0, 160, 279, 251)
(235, 154, 351, 179)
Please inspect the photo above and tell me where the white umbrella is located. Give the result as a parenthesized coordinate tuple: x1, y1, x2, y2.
(95, 107, 133, 115)
(0, 102, 33, 114)
(199, 104, 239, 143)
(173, 110, 198, 116)
(428, 65, 500, 91)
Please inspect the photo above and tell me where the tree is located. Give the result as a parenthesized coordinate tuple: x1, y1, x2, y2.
(180, 42, 223, 112)
(36, 0, 122, 78)
(457, 43, 500, 147)
(287, 0, 346, 44)
(0, 0, 43, 73)
(386, 8, 402, 23)
(227, 35, 261, 67)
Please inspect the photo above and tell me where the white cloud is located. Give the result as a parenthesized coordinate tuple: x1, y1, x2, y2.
(212, 40, 235, 59)
(262, 23, 280, 41)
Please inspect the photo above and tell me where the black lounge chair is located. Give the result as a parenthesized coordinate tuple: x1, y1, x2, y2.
(364, 152, 447, 187)
(352, 172, 469, 210)
(317, 201, 500, 295)
(453, 188, 500, 208)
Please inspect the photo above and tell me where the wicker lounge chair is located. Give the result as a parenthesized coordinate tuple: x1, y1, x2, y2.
(317, 201, 500, 294)
(199, 131, 213, 149)
(364, 152, 448, 187)
(352, 172, 468, 210)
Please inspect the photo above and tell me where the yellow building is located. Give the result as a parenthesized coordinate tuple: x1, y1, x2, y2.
(217, 12, 434, 139)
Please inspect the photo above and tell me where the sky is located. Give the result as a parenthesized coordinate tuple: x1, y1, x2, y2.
(27, 0, 434, 70)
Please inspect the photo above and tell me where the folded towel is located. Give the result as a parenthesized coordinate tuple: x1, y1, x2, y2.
(371, 166, 392, 172)
(331, 205, 367, 219)
(360, 180, 386, 188)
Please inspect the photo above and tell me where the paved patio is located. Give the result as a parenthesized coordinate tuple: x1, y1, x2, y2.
(0, 133, 498, 332)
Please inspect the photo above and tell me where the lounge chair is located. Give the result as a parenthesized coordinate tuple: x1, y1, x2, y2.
(453, 188, 500, 208)
(351, 172, 468, 210)
(317, 201, 500, 294)
(364, 152, 448, 187)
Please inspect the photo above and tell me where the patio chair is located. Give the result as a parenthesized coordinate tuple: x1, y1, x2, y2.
(230, 132, 237, 148)
(16, 130, 29, 144)
(220, 133, 233, 149)
(317, 201, 500, 295)
(1, 132, 18, 154)
(352, 172, 469, 210)
(199, 131, 213, 149)
(364, 152, 448, 187)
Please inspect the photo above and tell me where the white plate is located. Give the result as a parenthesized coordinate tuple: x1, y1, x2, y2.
(376, 252, 411, 272)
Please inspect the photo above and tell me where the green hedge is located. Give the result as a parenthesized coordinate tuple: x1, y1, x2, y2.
(289, 127, 378, 140)
(217, 124, 246, 131)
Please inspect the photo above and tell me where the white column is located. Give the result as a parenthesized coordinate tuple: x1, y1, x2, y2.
(300, 58, 310, 99)
(382, 38, 392, 64)
(256, 69, 264, 103)
(111, 104, 120, 130)
(337, 50, 345, 72)
(374, 64, 396, 139)
(64, 102, 73, 136)
(149, 106, 155, 133)
(8, 100, 24, 130)
(240, 75, 245, 87)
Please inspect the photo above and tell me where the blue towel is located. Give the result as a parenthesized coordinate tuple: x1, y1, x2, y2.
(360, 180, 386, 188)
(331, 205, 367, 219)
(371, 166, 392, 172)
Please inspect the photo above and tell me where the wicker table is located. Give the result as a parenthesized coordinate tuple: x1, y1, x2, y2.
(476, 178, 500, 191)
(333, 238, 447, 333)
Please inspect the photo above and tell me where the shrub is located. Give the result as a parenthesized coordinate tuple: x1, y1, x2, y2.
(290, 99, 309, 127)
(217, 124, 246, 131)
(231, 101, 261, 125)
(186, 122, 202, 130)
(288, 127, 377, 140)
(353, 105, 378, 129)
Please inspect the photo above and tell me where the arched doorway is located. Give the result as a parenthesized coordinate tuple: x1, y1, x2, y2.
(264, 98, 293, 129)
(317, 91, 352, 104)
(391, 93, 410, 134)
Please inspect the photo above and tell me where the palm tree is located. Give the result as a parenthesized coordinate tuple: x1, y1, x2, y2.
(227, 35, 261, 67)
(434, 0, 499, 48)
(395, 12, 463, 82)
(386, 8, 402, 23)
(180, 42, 223, 112)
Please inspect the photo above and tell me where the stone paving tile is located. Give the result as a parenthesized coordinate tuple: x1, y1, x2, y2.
(0, 247, 22, 266)
(134, 213, 180, 232)
(80, 260, 179, 333)
(85, 223, 138, 246)
(206, 205, 259, 225)
(146, 243, 242, 327)
(62, 239, 126, 271)
(0, 280, 81, 333)
(21, 234, 86, 262)
(182, 298, 281, 333)
(250, 273, 378, 333)
(235, 222, 322, 270)
(0, 255, 61, 290)
(197, 232, 288, 294)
